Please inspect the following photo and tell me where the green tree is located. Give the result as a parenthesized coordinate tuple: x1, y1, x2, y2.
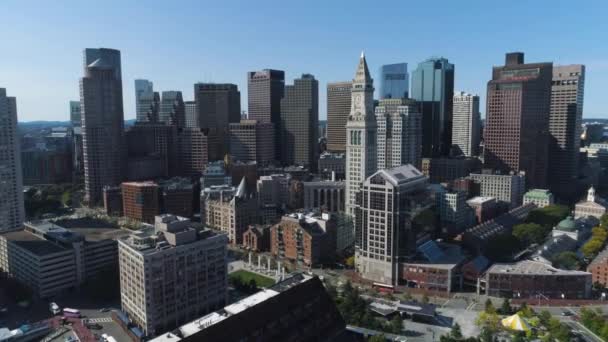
(484, 298, 495, 313)
(367, 334, 386, 342)
(582, 238, 605, 258)
(525, 205, 570, 228)
(538, 310, 552, 327)
(513, 222, 546, 246)
(552, 251, 580, 270)
(450, 322, 463, 339)
(500, 298, 511, 315)
(389, 314, 403, 334)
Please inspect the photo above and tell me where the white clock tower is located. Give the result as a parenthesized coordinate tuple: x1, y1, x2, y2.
(345, 52, 377, 217)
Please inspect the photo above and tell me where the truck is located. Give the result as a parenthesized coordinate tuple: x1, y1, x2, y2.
(49, 302, 61, 315)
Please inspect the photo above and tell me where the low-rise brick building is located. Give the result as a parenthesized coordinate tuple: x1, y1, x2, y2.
(588, 246, 608, 288)
(122, 181, 160, 224)
(242, 225, 271, 252)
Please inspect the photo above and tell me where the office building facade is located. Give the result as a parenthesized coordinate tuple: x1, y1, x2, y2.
(80, 48, 125, 205)
(378, 63, 409, 99)
(247, 69, 284, 161)
(483, 52, 552, 188)
(70, 100, 81, 127)
(452, 92, 480, 157)
(184, 101, 197, 128)
(229, 120, 274, 166)
(469, 171, 526, 208)
(135, 79, 159, 123)
(411, 57, 455, 157)
(122, 182, 160, 224)
(375, 98, 422, 170)
(159, 91, 185, 127)
(280, 74, 319, 170)
(326, 81, 352, 152)
(0, 88, 25, 231)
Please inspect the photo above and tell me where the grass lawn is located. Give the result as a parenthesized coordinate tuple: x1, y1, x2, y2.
(229, 270, 275, 288)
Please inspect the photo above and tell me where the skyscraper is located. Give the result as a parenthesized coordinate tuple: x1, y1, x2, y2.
(0, 88, 25, 231)
(194, 83, 241, 161)
(184, 101, 197, 128)
(158, 91, 185, 127)
(452, 92, 480, 157)
(411, 57, 455, 157)
(70, 101, 81, 127)
(326, 81, 352, 152)
(484, 52, 552, 188)
(280, 74, 319, 170)
(345, 53, 377, 217)
(378, 63, 409, 99)
(229, 120, 274, 166)
(135, 79, 159, 123)
(376, 98, 422, 170)
(248, 69, 285, 161)
(80, 48, 125, 205)
(549, 65, 585, 198)
(354, 165, 428, 286)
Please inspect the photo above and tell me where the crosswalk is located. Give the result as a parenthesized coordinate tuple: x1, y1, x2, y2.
(85, 317, 113, 323)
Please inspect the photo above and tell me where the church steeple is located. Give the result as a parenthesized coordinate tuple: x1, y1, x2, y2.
(354, 52, 372, 86)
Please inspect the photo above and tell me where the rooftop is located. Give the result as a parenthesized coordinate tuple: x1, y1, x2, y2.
(524, 189, 553, 199)
(467, 196, 496, 205)
(0, 229, 68, 256)
(486, 260, 590, 276)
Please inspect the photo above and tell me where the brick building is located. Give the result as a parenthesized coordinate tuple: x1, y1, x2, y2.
(242, 225, 271, 252)
(122, 182, 160, 223)
(103, 185, 123, 216)
(587, 246, 608, 288)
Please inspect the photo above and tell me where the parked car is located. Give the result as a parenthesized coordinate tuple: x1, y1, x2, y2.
(86, 323, 103, 330)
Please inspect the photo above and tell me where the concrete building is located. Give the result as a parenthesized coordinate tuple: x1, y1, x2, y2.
(469, 171, 526, 208)
(80, 48, 125, 205)
(122, 182, 160, 224)
(257, 173, 291, 209)
(411, 57, 455, 157)
(326, 81, 352, 152)
(549, 65, 585, 198)
(247, 69, 284, 161)
(149, 274, 345, 342)
(177, 128, 208, 177)
(466, 196, 498, 224)
(135, 79, 159, 123)
(229, 120, 274, 166)
(184, 101, 197, 128)
(318, 152, 346, 180)
(200, 180, 257, 245)
(378, 63, 409, 99)
(437, 190, 474, 233)
(303, 180, 345, 213)
(484, 52, 552, 188)
(376, 98, 422, 169)
(70, 100, 82, 127)
(125, 123, 178, 179)
(280, 74, 319, 171)
(483, 260, 591, 299)
(194, 83, 241, 161)
(452, 92, 480, 157)
(0, 88, 25, 231)
(270, 213, 336, 266)
(158, 178, 195, 218)
(21, 139, 73, 185)
(575, 187, 607, 220)
(118, 215, 228, 337)
(421, 157, 481, 184)
(0, 220, 126, 298)
(346, 53, 377, 217)
(103, 186, 123, 216)
(200, 161, 231, 188)
(158, 91, 185, 127)
(355, 165, 429, 286)
(523, 189, 555, 208)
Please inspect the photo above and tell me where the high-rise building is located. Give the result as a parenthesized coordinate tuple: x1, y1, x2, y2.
(345, 53, 377, 216)
(118, 215, 228, 337)
(452, 92, 480, 157)
(70, 101, 81, 127)
(483, 52, 552, 188)
(376, 98, 422, 170)
(280, 74, 319, 170)
(247, 69, 284, 161)
(229, 120, 275, 166)
(326, 81, 352, 152)
(194, 83, 241, 161)
(548, 65, 585, 198)
(184, 101, 197, 128)
(378, 63, 409, 99)
(125, 123, 178, 179)
(0, 88, 25, 231)
(355, 165, 428, 286)
(177, 128, 208, 177)
(159, 91, 185, 127)
(80, 48, 125, 205)
(135, 79, 159, 123)
(411, 57, 455, 157)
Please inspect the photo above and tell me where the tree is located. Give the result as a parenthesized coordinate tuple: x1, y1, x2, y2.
(367, 334, 386, 342)
(582, 238, 605, 259)
(500, 298, 511, 315)
(389, 314, 403, 334)
(484, 298, 495, 313)
(422, 294, 430, 304)
(345, 255, 355, 268)
(525, 205, 569, 228)
(513, 223, 546, 246)
(552, 251, 580, 270)
(450, 322, 463, 339)
(539, 310, 552, 327)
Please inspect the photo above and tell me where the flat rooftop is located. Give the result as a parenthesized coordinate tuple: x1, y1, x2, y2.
(0, 229, 68, 256)
(487, 260, 590, 276)
(467, 196, 496, 205)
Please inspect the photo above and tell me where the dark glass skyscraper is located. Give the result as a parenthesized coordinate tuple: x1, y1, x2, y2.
(158, 91, 185, 127)
(484, 52, 552, 189)
(80, 48, 125, 205)
(280, 74, 319, 171)
(411, 57, 454, 157)
(378, 63, 409, 99)
(247, 69, 285, 161)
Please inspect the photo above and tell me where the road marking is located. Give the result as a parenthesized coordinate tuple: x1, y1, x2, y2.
(465, 302, 477, 311)
(441, 299, 451, 308)
(85, 317, 113, 323)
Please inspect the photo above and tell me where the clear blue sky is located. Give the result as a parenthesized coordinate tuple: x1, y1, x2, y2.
(2, 0, 607, 122)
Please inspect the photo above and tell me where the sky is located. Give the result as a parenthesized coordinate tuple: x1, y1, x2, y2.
(1, 0, 607, 122)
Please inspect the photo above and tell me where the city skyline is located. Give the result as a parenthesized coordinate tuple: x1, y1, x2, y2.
(2, 0, 607, 122)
